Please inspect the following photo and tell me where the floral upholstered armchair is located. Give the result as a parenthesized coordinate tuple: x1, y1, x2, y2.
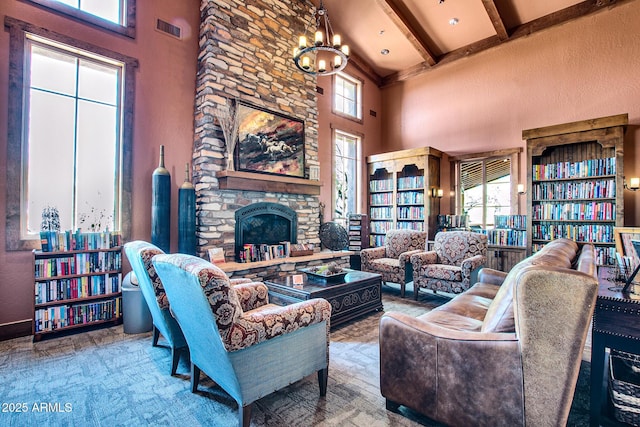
(410, 231, 487, 298)
(360, 229, 427, 298)
(124, 241, 256, 375)
(124, 241, 188, 375)
(152, 253, 332, 427)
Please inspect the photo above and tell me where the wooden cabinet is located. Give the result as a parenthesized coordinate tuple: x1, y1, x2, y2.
(33, 233, 123, 341)
(367, 147, 442, 246)
(524, 114, 627, 265)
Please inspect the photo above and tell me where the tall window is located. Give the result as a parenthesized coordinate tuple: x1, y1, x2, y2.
(333, 72, 362, 121)
(51, 0, 124, 24)
(24, 0, 135, 37)
(25, 35, 123, 235)
(5, 18, 136, 250)
(334, 130, 361, 225)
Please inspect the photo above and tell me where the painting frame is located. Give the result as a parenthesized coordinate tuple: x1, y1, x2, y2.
(234, 101, 306, 178)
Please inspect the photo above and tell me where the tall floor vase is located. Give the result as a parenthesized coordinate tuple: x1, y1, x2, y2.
(178, 163, 196, 255)
(152, 145, 171, 252)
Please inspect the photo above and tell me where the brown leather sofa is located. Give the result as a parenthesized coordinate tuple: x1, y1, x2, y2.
(379, 238, 598, 426)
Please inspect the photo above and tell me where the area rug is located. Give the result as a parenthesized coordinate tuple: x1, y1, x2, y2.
(0, 286, 590, 426)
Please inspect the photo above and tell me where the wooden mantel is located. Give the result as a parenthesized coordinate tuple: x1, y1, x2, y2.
(215, 170, 322, 195)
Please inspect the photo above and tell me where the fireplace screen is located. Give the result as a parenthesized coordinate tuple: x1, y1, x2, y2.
(234, 202, 297, 261)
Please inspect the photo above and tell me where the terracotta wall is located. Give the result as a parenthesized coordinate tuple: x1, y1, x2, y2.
(316, 65, 383, 220)
(0, 0, 200, 336)
(381, 2, 640, 221)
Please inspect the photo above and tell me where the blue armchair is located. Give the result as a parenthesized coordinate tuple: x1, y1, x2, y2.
(152, 253, 332, 427)
(123, 241, 188, 375)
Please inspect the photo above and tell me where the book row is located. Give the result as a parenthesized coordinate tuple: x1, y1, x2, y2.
(397, 191, 424, 205)
(533, 243, 615, 266)
(396, 221, 425, 231)
(40, 230, 122, 252)
(531, 179, 615, 201)
(397, 175, 424, 190)
(482, 229, 527, 247)
(370, 220, 393, 234)
(397, 206, 424, 220)
(370, 193, 393, 205)
(238, 242, 292, 263)
(34, 251, 122, 278)
(531, 223, 614, 243)
(371, 235, 387, 247)
(34, 297, 122, 333)
(369, 179, 394, 192)
(532, 157, 615, 181)
(370, 207, 393, 219)
(35, 274, 122, 304)
(437, 215, 469, 229)
(494, 215, 527, 230)
(532, 201, 615, 221)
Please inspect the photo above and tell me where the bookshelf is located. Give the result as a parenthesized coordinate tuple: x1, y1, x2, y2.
(367, 147, 442, 247)
(524, 114, 627, 266)
(347, 214, 369, 252)
(32, 231, 123, 341)
(486, 215, 527, 247)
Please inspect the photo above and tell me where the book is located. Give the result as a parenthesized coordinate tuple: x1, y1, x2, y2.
(208, 247, 226, 264)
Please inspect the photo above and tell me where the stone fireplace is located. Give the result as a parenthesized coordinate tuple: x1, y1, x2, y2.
(234, 202, 297, 261)
(192, 0, 320, 262)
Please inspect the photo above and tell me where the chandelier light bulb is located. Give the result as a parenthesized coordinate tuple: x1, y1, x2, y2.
(292, 1, 348, 76)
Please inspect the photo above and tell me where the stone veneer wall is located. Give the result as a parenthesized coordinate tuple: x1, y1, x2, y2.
(193, 0, 320, 260)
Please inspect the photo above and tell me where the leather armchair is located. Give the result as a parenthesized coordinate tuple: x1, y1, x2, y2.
(411, 230, 487, 298)
(360, 229, 427, 298)
(152, 253, 331, 427)
(123, 241, 187, 375)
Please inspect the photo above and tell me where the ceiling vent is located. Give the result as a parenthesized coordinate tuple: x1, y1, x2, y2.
(156, 18, 182, 40)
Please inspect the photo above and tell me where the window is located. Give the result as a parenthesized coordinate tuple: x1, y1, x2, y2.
(5, 17, 136, 250)
(333, 130, 362, 226)
(452, 149, 522, 230)
(22, 0, 136, 37)
(333, 72, 362, 121)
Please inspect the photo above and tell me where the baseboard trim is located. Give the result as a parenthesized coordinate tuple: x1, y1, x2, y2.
(0, 320, 32, 341)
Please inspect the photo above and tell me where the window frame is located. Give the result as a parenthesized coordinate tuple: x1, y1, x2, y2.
(332, 72, 363, 123)
(19, 0, 136, 38)
(4, 16, 137, 251)
(331, 127, 363, 225)
(450, 148, 522, 229)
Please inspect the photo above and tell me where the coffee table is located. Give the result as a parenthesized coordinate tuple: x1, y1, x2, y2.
(264, 269, 383, 327)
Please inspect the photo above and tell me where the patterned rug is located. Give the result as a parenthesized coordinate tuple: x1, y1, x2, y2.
(0, 285, 590, 426)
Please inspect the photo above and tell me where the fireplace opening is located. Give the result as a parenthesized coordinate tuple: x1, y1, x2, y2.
(234, 202, 297, 261)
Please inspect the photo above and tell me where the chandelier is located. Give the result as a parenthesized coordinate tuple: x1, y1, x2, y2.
(293, 0, 349, 76)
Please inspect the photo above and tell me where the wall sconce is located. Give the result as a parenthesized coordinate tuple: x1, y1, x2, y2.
(517, 184, 526, 194)
(624, 177, 640, 191)
(431, 188, 443, 198)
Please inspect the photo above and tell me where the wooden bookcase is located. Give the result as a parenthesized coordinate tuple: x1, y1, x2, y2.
(367, 147, 442, 247)
(33, 235, 123, 341)
(524, 114, 627, 266)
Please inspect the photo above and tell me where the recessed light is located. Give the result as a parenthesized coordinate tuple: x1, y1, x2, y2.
(379, 30, 385, 36)
(449, 17, 459, 26)
(381, 49, 390, 55)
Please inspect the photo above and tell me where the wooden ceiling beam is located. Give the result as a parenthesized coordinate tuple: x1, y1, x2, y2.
(382, 0, 630, 87)
(376, 0, 437, 66)
(481, 0, 509, 41)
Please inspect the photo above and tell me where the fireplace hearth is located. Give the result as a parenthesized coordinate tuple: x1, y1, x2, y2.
(234, 202, 297, 261)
